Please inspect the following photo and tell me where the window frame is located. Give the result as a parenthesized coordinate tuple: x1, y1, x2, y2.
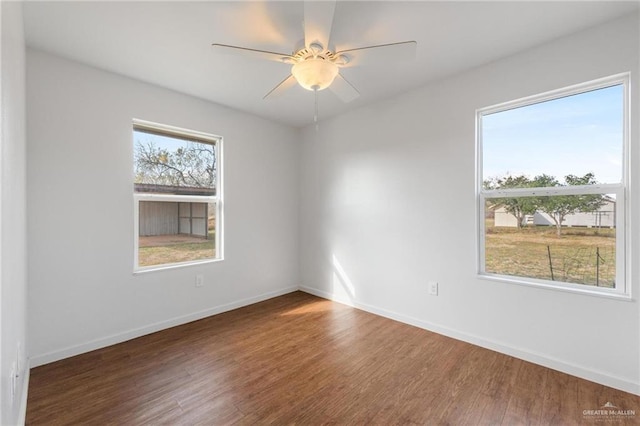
(476, 73, 630, 298)
(132, 119, 223, 273)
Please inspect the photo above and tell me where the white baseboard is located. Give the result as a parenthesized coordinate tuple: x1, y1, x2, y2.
(30, 286, 299, 368)
(17, 359, 30, 426)
(300, 285, 640, 396)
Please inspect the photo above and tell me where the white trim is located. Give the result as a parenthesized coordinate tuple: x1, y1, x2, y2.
(132, 118, 222, 145)
(133, 195, 139, 269)
(134, 193, 216, 203)
(216, 137, 224, 260)
(17, 359, 30, 426)
(133, 255, 223, 275)
(479, 72, 630, 116)
(133, 197, 221, 273)
(476, 74, 630, 297)
(29, 286, 299, 368)
(483, 183, 623, 198)
(621, 75, 632, 300)
(299, 286, 640, 396)
(475, 104, 484, 276)
(477, 272, 631, 301)
(479, 186, 628, 297)
(132, 119, 223, 272)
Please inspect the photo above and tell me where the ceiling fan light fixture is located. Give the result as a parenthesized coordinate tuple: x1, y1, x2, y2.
(291, 58, 338, 91)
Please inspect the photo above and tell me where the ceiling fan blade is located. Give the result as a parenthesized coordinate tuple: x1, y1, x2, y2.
(330, 73, 360, 103)
(264, 75, 297, 100)
(304, 0, 336, 51)
(336, 41, 417, 67)
(212, 43, 294, 63)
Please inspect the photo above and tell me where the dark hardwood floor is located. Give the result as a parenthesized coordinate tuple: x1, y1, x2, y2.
(27, 291, 639, 425)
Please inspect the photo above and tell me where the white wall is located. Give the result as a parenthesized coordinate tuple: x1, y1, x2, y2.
(27, 50, 300, 365)
(300, 14, 640, 394)
(1, 2, 29, 424)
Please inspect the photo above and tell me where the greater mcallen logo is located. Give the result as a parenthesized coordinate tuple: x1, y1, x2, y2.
(583, 402, 636, 421)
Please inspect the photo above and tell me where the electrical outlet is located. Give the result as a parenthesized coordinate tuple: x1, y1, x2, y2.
(195, 274, 204, 287)
(428, 281, 438, 296)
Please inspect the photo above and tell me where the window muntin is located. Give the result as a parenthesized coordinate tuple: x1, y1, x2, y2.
(133, 120, 222, 271)
(478, 75, 628, 296)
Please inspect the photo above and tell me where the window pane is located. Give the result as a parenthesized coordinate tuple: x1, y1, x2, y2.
(482, 85, 623, 185)
(138, 201, 216, 267)
(133, 129, 216, 195)
(485, 195, 616, 287)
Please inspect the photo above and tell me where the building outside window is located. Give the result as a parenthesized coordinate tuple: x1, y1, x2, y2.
(477, 74, 628, 297)
(133, 120, 223, 271)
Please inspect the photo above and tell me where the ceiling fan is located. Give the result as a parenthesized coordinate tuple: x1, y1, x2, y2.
(212, 1, 416, 121)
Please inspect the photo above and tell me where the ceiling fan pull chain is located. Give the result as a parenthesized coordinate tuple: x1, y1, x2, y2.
(314, 88, 319, 130)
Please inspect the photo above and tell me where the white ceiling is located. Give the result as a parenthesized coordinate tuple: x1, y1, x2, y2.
(23, 1, 639, 128)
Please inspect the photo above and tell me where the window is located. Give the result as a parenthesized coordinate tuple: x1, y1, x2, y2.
(477, 74, 628, 296)
(133, 120, 222, 271)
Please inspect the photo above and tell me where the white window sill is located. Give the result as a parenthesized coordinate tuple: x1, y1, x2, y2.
(134, 257, 224, 275)
(478, 272, 632, 301)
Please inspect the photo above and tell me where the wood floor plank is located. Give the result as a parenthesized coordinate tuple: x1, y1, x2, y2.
(26, 291, 640, 425)
(501, 360, 548, 425)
